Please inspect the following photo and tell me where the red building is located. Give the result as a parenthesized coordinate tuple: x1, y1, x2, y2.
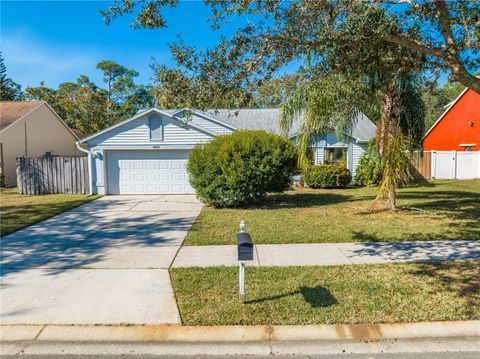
(423, 88, 480, 151)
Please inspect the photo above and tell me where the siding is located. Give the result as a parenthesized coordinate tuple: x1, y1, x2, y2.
(351, 142, 367, 178)
(312, 133, 367, 178)
(89, 113, 213, 147)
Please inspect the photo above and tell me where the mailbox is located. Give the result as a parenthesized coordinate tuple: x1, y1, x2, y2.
(237, 232, 254, 261)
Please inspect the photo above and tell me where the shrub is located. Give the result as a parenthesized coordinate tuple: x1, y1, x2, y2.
(187, 130, 297, 207)
(353, 145, 382, 186)
(303, 164, 352, 188)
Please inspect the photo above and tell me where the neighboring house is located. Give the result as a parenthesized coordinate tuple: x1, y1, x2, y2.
(423, 87, 480, 151)
(78, 108, 376, 195)
(0, 101, 84, 186)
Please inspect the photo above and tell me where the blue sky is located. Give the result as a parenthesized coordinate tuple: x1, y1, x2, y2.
(1, 0, 266, 89)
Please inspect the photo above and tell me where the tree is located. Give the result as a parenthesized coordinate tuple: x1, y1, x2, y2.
(150, 63, 255, 109)
(422, 79, 466, 132)
(25, 61, 153, 134)
(96, 60, 152, 120)
(101, 0, 480, 92)
(0, 53, 22, 101)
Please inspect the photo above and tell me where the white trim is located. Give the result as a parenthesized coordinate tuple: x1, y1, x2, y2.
(423, 87, 469, 140)
(459, 143, 477, 147)
(0, 101, 44, 134)
(79, 108, 218, 144)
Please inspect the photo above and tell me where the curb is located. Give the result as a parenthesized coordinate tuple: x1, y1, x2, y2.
(1, 320, 479, 343)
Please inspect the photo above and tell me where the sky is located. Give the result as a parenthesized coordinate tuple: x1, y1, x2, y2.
(1, 0, 275, 89)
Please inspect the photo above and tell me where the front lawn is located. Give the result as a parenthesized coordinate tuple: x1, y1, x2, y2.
(0, 187, 100, 236)
(185, 179, 480, 245)
(170, 261, 479, 325)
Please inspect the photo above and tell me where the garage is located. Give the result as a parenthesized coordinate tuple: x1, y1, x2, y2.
(106, 150, 195, 194)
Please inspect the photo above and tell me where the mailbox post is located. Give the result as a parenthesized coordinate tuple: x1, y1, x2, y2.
(236, 220, 253, 302)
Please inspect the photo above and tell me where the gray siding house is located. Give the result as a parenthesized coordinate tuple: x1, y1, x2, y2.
(78, 108, 375, 195)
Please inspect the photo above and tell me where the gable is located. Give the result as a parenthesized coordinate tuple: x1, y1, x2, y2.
(88, 112, 215, 147)
(423, 88, 480, 151)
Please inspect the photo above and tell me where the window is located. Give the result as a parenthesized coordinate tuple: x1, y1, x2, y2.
(149, 116, 163, 140)
(324, 148, 347, 164)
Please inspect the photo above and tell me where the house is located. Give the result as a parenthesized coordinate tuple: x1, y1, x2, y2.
(77, 108, 376, 195)
(0, 101, 84, 186)
(423, 87, 480, 151)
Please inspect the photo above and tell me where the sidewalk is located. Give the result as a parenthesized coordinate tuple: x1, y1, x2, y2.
(172, 240, 480, 267)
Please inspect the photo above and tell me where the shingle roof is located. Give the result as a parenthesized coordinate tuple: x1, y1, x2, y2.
(0, 101, 44, 131)
(200, 108, 376, 141)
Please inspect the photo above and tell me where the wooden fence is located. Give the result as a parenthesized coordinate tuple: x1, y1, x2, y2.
(16, 156, 89, 195)
(410, 151, 432, 180)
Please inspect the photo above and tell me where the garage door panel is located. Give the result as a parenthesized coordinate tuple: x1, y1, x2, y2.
(107, 150, 194, 194)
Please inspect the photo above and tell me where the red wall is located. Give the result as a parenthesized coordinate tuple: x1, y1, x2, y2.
(423, 88, 480, 151)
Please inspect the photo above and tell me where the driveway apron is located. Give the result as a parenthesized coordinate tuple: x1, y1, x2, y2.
(0, 195, 202, 325)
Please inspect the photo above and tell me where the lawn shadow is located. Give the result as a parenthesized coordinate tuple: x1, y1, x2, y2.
(244, 192, 359, 210)
(246, 285, 337, 308)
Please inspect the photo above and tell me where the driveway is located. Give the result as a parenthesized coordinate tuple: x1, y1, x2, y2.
(0, 195, 202, 325)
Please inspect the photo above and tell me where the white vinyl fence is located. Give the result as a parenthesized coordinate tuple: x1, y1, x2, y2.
(431, 151, 480, 179)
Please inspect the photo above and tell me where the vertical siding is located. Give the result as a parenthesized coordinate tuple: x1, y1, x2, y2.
(351, 142, 367, 178)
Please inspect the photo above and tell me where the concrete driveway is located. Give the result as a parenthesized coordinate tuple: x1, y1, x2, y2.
(0, 195, 202, 325)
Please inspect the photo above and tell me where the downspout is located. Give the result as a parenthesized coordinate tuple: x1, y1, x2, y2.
(76, 141, 93, 196)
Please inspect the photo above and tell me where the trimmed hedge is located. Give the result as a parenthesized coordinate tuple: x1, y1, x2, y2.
(303, 164, 352, 188)
(187, 130, 297, 207)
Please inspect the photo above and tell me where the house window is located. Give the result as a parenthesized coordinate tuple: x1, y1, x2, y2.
(149, 116, 163, 140)
(324, 147, 347, 164)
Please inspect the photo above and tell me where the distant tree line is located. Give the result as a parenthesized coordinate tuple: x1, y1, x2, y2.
(0, 52, 468, 136)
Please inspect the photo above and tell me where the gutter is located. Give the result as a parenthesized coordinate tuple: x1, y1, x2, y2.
(76, 141, 93, 196)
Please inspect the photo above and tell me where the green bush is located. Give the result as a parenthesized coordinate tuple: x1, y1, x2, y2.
(303, 164, 352, 188)
(187, 130, 297, 207)
(353, 145, 382, 186)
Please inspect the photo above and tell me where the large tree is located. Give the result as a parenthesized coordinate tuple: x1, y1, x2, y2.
(101, 0, 480, 93)
(0, 53, 22, 101)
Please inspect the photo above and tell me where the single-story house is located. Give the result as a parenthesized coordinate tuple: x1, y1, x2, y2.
(77, 108, 376, 195)
(0, 101, 85, 186)
(423, 87, 480, 152)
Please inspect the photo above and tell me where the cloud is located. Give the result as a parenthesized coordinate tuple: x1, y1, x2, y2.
(1, 29, 103, 88)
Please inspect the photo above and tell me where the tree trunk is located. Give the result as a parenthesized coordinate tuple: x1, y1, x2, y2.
(371, 77, 402, 212)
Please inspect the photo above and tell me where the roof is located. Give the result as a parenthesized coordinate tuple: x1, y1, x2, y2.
(0, 101, 43, 132)
(78, 108, 219, 144)
(82, 106, 376, 144)
(201, 108, 376, 141)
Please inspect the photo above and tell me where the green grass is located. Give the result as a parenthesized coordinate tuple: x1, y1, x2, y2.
(0, 187, 100, 237)
(170, 261, 480, 325)
(185, 179, 480, 245)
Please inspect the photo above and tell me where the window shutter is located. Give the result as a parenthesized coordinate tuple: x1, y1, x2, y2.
(149, 116, 163, 140)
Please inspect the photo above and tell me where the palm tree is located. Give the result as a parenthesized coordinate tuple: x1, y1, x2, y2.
(280, 72, 425, 211)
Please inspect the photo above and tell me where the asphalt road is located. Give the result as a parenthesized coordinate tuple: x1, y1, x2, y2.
(2, 353, 479, 359)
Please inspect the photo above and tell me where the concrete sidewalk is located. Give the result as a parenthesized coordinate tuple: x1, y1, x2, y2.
(172, 240, 480, 267)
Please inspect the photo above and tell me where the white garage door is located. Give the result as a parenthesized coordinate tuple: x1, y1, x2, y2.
(106, 150, 194, 194)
